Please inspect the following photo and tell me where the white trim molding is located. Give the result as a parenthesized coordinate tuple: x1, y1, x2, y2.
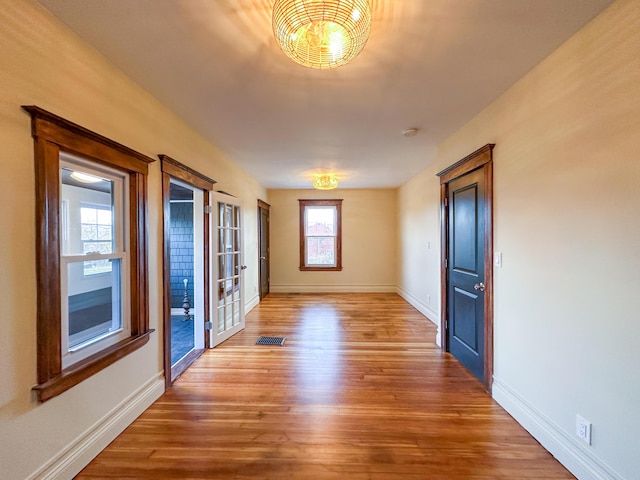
(396, 287, 438, 325)
(492, 377, 625, 480)
(396, 287, 441, 346)
(245, 293, 260, 313)
(270, 284, 396, 293)
(29, 374, 165, 480)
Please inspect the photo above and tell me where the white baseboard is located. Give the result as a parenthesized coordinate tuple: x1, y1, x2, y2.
(30, 374, 165, 480)
(395, 287, 438, 325)
(270, 284, 396, 293)
(492, 377, 624, 480)
(245, 293, 260, 313)
(396, 287, 441, 347)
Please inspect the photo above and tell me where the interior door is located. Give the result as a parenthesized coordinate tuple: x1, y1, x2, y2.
(258, 200, 270, 299)
(447, 168, 486, 382)
(210, 192, 245, 347)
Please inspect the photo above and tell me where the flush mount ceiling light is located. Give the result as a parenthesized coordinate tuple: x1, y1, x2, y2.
(313, 174, 339, 190)
(272, 0, 372, 69)
(70, 171, 102, 183)
(402, 128, 419, 137)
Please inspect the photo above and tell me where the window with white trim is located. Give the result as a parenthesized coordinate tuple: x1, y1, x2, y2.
(60, 157, 130, 367)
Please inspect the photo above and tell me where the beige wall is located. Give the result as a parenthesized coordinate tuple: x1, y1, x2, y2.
(398, 0, 640, 478)
(0, 1, 265, 478)
(396, 167, 441, 329)
(268, 188, 397, 292)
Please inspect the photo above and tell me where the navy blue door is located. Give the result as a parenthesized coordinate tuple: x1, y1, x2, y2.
(447, 168, 485, 382)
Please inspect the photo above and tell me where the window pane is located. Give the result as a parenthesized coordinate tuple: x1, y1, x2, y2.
(61, 171, 114, 260)
(80, 207, 97, 224)
(225, 254, 234, 278)
(307, 236, 335, 265)
(66, 259, 122, 350)
(225, 229, 233, 252)
(97, 225, 112, 240)
(96, 208, 112, 225)
(307, 207, 335, 235)
(225, 204, 233, 228)
(218, 228, 224, 254)
(217, 306, 225, 333)
(81, 224, 97, 240)
(218, 254, 225, 282)
(232, 301, 241, 326)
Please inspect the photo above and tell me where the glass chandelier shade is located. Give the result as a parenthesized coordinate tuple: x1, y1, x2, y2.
(313, 174, 339, 190)
(272, 0, 371, 69)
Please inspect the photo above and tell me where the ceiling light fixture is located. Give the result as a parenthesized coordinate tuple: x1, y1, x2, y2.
(402, 128, 419, 137)
(313, 174, 339, 190)
(272, 0, 372, 69)
(70, 171, 103, 183)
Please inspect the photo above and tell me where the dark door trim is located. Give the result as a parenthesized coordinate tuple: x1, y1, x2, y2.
(159, 155, 216, 389)
(437, 144, 494, 393)
(258, 199, 271, 300)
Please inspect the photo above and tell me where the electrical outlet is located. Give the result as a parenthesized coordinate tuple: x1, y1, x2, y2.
(576, 415, 592, 445)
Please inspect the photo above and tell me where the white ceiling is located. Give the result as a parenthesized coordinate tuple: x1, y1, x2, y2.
(37, 0, 613, 189)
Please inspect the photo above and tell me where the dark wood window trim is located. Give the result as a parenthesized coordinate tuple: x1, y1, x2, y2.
(437, 143, 494, 393)
(159, 155, 216, 388)
(24, 105, 155, 402)
(299, 199, 343, 271)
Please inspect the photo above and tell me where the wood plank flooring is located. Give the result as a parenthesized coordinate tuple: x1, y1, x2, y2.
(77, 293, 574, 479)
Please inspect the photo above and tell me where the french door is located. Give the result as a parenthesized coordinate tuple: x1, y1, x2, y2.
(210, 192, 245, 347)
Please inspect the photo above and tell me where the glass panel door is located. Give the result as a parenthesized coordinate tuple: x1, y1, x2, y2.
(210, 192, 245, 347)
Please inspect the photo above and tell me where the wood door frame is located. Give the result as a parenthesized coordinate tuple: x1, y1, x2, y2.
(437, 144, 495, 393)
(160, 155, 216, 389)
(258, 199, 271, 300)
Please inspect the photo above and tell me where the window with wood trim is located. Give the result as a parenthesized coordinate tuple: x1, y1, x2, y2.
(299, 199, 343, 271)
(24, 106, 154, 402)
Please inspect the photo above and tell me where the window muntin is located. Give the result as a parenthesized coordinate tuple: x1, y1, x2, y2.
(60, 157, 130, 368)
(217, 202, 241, 299)
(299, 199, 342, 271)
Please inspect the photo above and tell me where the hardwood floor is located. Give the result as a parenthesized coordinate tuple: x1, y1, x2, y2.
(77, 293, 574, 479)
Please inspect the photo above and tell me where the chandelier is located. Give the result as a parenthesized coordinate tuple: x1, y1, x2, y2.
(313, 174, 339, 190)
(272, 0, 372, 69)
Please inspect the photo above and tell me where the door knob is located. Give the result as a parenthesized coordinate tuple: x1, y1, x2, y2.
(473, 282, 485, 292)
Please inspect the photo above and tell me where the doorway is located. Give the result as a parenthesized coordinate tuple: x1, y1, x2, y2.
(161, 155, 216, 387)
(258, 200, 270, 300)
(168, 182, 200, 367)
(437, 144, 494, 392)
